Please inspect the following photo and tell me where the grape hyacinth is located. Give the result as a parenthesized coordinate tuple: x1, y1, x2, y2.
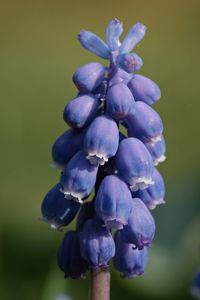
(40, 19, 166, 298)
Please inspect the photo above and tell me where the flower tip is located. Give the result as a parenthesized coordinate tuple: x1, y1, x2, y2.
(135, 22, 147, 32)
(112, 18, 123, 25)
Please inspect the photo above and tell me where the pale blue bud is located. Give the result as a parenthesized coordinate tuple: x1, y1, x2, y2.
(106, 83, 136, 120)
(63, 94, 99, 128)
(133, 168, 165, 210)
(61, 151, 98, 203)
(116, 138, 154, 191)
(73, 62, 105, 92)
(120, 22, 146, 54)
(84, 115, 119, 165)
(114, 231, 148, 278)
(78, 30, 110, 59)
(95, 175, 132, 229)
(80, 218, 115, 268)
(126, 101, 163, 143)
(116, 53, 143, 73)
(106, 19, 123, 51)
(120, 198, 156, 249)
(128, 74, 161, 105)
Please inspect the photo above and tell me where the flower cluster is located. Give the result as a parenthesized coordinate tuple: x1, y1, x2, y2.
(41, 19, 166, 279)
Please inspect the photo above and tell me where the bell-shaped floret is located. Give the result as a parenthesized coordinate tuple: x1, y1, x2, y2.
(84, 115, 119, 165)
(116, 53, 143, 73)
(73, 62, 105, 92)
(128, 74, 161, 105)
(63, 94, 99, 128)
(133, 168, 165, 210)
(120, 198, 156, 249)
(95, 175, 132, 229)
(52, 128, 85, 168)
(57, 230, 87, 279)
(144, 135, 166, 166)
(80, 218, 115, 268)
(126, 101, 163, 143)
(116, 137, 154, 191)
(114, 231, 148, 278)
(120, 22, 146, 54)
(61, 151, 98, 203)
(78, 30, 110, 59)
(106, 83, 136, 120)
(41, 183, 80, 230)
(106, 19, 123, 51)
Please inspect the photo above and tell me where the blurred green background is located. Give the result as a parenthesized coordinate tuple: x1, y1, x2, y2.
(1, 0, 200, 299)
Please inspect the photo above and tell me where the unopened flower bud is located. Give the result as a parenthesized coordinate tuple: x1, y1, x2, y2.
(84, 115, 119, 165)
(52, 128, 85, 168)
(114, 231, 148, 278)
(63, 94, 99, 128)
(120, 198, 156, 249)
(80, 218, 115, 268)
(61, 151, 98, 203)
(95, 175, 132, 229)
(57, 230, 87, 279)
(116, 137, 154, 191)
(120, 22, 146, 54)
(116, 53, 143, 73)
(128, 74, 161, 105)
(133, 168, 165, 210)
(41, 183, 80, 230)
(78, 30, 110, 59)
(144, 135, 166, 166)
(73, 62, 105, 92)
(126, 101, 163, 143)
(106, 19, 123, 51)
(106, 83, 136, 120)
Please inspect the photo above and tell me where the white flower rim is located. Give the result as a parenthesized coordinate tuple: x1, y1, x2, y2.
(86, 152, 108, 166)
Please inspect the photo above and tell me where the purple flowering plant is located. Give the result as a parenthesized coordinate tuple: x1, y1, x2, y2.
(41, 19, 166, 299)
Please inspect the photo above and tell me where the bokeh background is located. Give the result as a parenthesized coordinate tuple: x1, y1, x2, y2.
(1, 0, 200, 299)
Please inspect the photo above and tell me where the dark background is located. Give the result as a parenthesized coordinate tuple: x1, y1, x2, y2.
(1, 0, 200, 299)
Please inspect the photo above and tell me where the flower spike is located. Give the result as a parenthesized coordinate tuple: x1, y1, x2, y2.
(41, 19, 166, 283)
